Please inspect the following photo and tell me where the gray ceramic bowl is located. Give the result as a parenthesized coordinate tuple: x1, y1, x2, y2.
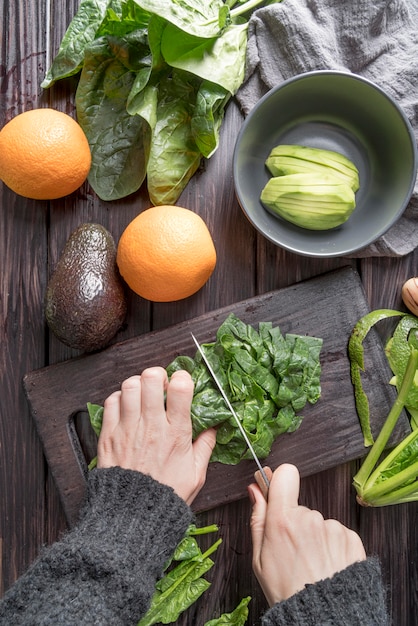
(233, 71, 417, 257)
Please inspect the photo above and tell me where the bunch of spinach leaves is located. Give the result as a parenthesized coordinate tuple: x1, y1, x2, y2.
(349, 310, 418, 506)
(42, 0, 281, 205)
(167, 313, 323, 463)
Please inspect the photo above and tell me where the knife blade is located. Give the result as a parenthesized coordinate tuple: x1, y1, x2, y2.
(191, 332, 271, 497)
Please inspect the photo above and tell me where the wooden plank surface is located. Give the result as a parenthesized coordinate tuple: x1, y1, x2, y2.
(0, 0, 53, 590)
(24, 266, 408, 526)
(1, 0, 417, 623)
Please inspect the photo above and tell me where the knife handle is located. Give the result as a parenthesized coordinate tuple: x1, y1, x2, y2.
(254, 466, 273, 501)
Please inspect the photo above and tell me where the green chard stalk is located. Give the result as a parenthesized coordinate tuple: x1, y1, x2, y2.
(352, 326, 418, 506)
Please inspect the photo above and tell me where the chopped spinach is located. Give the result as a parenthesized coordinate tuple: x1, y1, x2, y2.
(167, 313, 323, 464)
(87, 313, 322, 467)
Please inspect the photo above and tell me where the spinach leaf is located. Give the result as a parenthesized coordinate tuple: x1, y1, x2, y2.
(160, 22, 248, 94)
(97, 0, 151, 37)
(86, 402, 103, 437)
(278, 334, 322, 410)
(76, 33, 152, 200)
(42, 0, 112, 88)
(88, 314, 322, 466)
(192, 82, 229, 158)
(135, 0, 230, 38)
(204, 596, 251, 626)
(146, 69, 202, 205)
(137, 533, 222, 626)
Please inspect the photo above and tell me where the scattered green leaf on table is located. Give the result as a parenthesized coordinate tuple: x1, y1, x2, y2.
(137, 527, 222, 626)
(204, 596, 251, 626)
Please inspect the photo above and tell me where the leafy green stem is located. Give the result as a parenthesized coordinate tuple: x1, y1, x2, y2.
(157, 537, 222, 604)
(362, 427, 418, 492)
(188, 524, 219, 536)
(360, 476, 418, 507)
(362, 459, 418, 503)
(353, 341, 418, 496)
(230, 0, 279, 19)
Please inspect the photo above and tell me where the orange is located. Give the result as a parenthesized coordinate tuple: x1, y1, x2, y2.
(0, 108, 91, 200)
(116, 205, 217, 302)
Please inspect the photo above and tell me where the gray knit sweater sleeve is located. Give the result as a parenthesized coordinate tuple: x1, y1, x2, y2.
(0, 467, 193, 625)
(261, 557, 389, 626)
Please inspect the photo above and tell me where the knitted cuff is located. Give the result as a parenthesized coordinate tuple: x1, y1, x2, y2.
(76, 467, 194, 577)
(262, 558, 389, 626)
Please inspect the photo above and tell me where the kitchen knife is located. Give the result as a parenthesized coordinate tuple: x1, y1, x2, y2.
(191, 333, 271, 498)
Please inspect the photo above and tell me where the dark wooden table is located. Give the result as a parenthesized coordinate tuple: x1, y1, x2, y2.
(1, 2, 417, 624)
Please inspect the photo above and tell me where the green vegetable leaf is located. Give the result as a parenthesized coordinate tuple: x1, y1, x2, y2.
(146, 69, 202, 205)
(42, 0, 112, 88)
(348, 309, 406, 446)
(134, 0, 230, 38)
(86, 402, 103, 469)
(137, 537, 222, 626)
(87, 313, 322, 466)
(97, 0, 151, 37)
(86, 402, 104, 437)
(375, 428, 418, 484)
(204, 596, 251, 626)
(160, 22, 248, 94)
(277, 334, 322, 409)
(191, 81, 229, 158)
(385, 314, 418, 412)
(356, 427, 418, 507)
(353, 329, 418, 506)
(76, 33, 152, 200)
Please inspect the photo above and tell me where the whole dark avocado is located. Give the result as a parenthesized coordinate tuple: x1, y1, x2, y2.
(45, 223, 127, 352)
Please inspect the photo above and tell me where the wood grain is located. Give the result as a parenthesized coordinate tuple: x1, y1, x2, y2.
(1, 1, 417, 622)
(0, 0, 52, 593)
(24, 266, 409, 527)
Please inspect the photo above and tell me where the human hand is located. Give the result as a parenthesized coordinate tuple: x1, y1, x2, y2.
(248, 464, 366, 606)
(97, 367, 217, 505)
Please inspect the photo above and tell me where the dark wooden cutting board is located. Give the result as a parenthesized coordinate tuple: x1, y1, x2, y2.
(23, 267, 408, 526)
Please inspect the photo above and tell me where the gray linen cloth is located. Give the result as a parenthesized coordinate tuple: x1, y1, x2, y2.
(236, 0, 418, 257)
